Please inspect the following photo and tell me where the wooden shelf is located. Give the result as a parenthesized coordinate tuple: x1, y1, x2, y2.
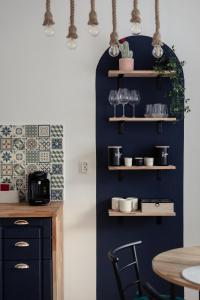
(108, 209, 176, 217)
(108, 165, 176, 171)
(109, 117, 176, 122)
(108, 70, 175, 78)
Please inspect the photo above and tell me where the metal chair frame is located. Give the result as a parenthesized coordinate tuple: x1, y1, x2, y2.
(108, 241, 143, 300)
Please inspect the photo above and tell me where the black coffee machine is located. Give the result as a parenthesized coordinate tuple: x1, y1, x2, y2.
(28, 171, 50, 205)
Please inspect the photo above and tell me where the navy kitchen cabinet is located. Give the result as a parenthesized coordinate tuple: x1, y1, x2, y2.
(0, 203, 63, 300)
(0, 218, 52, 300)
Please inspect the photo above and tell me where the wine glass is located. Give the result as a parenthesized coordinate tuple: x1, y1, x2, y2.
(128, 90, 136, 117)
(108, 90, 119, 117)
(129, 90, 141, 117)
(118, 88, 129, 117)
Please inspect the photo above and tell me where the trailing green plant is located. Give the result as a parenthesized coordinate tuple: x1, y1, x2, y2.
(153, 45, 190, 118)
(119, 41, 133, 58)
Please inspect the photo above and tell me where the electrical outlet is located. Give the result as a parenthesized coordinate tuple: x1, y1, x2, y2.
(79, 161, 88, 174)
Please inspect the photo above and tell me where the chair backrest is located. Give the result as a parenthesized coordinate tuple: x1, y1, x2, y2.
(108, 241, 143, 300)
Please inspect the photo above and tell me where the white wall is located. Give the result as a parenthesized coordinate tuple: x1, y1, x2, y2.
(0, 0, 200, 299)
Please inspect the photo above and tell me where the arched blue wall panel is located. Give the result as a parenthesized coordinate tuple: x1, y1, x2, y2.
(96, 36, 184, 300)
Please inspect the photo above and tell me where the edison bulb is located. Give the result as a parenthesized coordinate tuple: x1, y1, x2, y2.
(88, 25, 100, 37)
(44, 25, 55, 37)
(152, 45, 164, 58)
(109, 44, 120, 57)
(131, 22, 142, 35)
(67, 38, 77, 50)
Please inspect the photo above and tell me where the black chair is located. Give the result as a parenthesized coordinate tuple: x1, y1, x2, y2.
(108, 241, 184, 300)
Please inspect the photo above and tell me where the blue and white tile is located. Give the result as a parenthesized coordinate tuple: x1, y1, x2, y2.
(38, 138, 50, 150)
(12, 126, 25, 137)
(51, 189, 63, 201)
(26, 138, 38, 151)
(13, 151, 25, 164)
(0, 151, 13, 163)
(26, 151, 39, 163)
(1, 138, 12, 150)
(52, 163, 63, 175)
(25, 125, 38, 137)
(13, 138, 25, 150)
(51, 125, 63, 137)
(0, 126, 12, 138)
(13, 176, 26, 190)
(39, 151, 50, 163)
(19, 189, 26, 201)
(51, 151, 64, 163)
(38, 163, 51, 173)
(26, 164, 38, 174)
(1, 176, 12, 184)
(1, 164, 13, 176)
(13, 164, 25, 176)
(51, 176, 64, 189)
(51, 138, 63, 150)
(38, 125, 50, 137)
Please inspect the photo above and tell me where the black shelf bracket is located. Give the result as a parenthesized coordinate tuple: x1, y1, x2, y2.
(117, 74, 124, 89)
(117, 171, 123, 182)
(157, 121, 163, 134)
(156, 170, 162, 181)
(118, 122, 125, 135)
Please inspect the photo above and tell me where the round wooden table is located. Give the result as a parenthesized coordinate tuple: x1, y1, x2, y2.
(152, 246, 200, 299)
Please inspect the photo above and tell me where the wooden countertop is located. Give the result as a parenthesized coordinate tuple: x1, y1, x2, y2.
(0, 202, 63, 217)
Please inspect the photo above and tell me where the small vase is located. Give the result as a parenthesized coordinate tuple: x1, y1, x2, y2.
(119, 58, 134, 71)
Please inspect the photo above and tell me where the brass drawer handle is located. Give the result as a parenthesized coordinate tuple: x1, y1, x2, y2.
(14, 263, 29, 270)
(15, 241, 30, 247)
(14, 220, 29, 225)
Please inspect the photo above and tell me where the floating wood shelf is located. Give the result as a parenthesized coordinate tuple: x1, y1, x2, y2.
(108, 70, 175, 78)
(109, 117, 177, 122)
(108, 165, 176, 171)
(108, 209, 176, 217)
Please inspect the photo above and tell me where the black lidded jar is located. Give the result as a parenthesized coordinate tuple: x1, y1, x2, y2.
(155, 146, 170, 166)
(108, 146, 122, 166)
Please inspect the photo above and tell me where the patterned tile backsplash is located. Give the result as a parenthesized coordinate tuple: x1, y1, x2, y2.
(0, 125, 64, 201)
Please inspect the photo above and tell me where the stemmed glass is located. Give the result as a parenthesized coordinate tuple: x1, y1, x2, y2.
(129, 90, 141, 117)
(118, 88, 129, 117)
(108, 90, 119, 117)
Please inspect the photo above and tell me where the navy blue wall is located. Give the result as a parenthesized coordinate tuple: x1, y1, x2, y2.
(96, 36, 184, 300)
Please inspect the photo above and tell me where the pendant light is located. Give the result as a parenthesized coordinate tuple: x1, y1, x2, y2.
(130, 0, 142, 35)
(67, 0, 78, 49)
(109, 0, 119, 57)
(88, 0, 99, 37)
(152, 0, 164, 58)
(43, 0, 55, 37)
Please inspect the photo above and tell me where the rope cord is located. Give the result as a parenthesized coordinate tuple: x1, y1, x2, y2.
(43, 0, 55, 26)
(88, 0, 99, 25)
(67, 0, 78, 39)
(152, 0, 163, 46)
(131, 0, 141, 23)
(70, 0, 75, 26)
(91, 0, 95, 11)
(110, 0, 118, 45)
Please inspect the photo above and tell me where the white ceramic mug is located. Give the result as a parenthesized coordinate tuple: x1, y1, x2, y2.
(119, 199, 132, 213)
(111, 197, 124, 211)
(124, 157, 133, 167)
(144, 157, 154, 167)
(126, 197, 138, 211)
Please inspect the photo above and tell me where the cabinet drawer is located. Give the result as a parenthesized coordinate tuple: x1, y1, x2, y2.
(0, 260, 52, 300)
(0, 218, 51, 239)
(3, 238, 51, 260)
